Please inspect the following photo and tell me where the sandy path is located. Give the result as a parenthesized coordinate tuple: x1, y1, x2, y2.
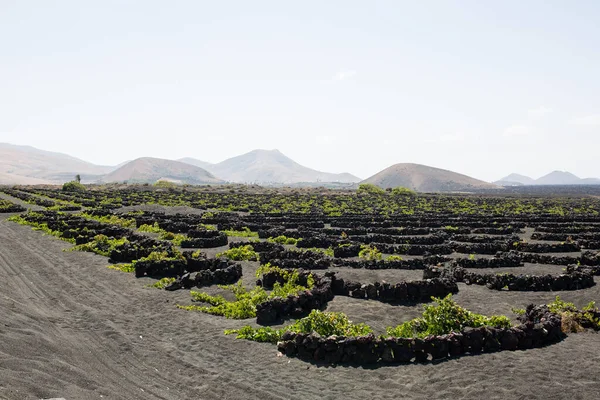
(0, 214, 599, 399)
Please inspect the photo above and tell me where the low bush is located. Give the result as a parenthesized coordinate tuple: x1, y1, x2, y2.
(70, 234, 129, 257)
(357, 183, 386, 195)
(268, 235, 299, 245)
(222, 227, 259, 238)
(391, 187, 416, 196)
(217, 245, 258, 261)
(359, 245, 382, 261)
(149, 277, 177, 289)
(225, 309, 373, 343)
(138, 222, 163, 233)
(62, 181, 86, 192)
(386, 294, 512, 338)
(79, 212, 136, 229)
(547, 296, 600, 332)
(179, 268, 313, 319)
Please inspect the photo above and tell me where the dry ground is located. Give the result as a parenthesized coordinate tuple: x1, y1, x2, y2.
(1, 212, 599, 400)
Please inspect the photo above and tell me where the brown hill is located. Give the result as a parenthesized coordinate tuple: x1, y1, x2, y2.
(0, 143, 114, 184)
(101, 157, 223, 185)
(361, 163, 499, 192)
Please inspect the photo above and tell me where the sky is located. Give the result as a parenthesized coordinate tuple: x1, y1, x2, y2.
(1, 0, 599, 182)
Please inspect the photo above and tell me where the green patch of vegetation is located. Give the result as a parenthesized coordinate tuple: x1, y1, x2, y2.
(138, 222, 163, 233)
(158, 231, 187, 246)
(62, 181, 86, 192)
(222, 227, 259, 238)
(107, 263, 135, 273)
(149, 277, 176, 289)
(8, 214, 76, 243)
(179, 268, 313, 319)
(296, 246, 334, 257)
(357, 183, 386, 195)
(444, 225, 460, 232)
(359, 244, 382, 261)
(199, 223, 217, 231)
(256, 263, 315, 288)
(79, 212, 136, 229)
(178, 282, 267, 319)
(70, 234, 129, 257)
(548, 296, 600, 333)
(225, 309, 373, 343)
(216, 245, 258, 261)
(386, 294, 512, 338)
(386, 255, 403, 262)
(267, 235, 299, 245)
(391, 186, 416, 196)
(201, 211, 215, 220)
(154, 180, 178, 188)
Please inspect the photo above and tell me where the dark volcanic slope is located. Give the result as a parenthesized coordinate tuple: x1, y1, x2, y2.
(362, 163, 499, 192)
(101, 157, 224, 184)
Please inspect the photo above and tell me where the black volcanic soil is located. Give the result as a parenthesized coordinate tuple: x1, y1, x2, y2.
(1, 212, 599, 399)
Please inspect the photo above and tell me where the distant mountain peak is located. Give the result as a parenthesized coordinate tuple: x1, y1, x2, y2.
(495, 170, 600, 186)
(494, 173, 536, 186)
(205, 149, 360, 184)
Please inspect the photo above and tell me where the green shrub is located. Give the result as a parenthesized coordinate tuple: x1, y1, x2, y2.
(222, 227, 259, 238)
(107, 263, 135, 273)
(79, 212, 136, 229)
(386, 294, 512, 338)
(62, 181, 86, 192)
(199, 223, 217, 231)
(386, 255, 403, 262)
(138, 222, 163, 233)
(359, 245, 382, 261)
(216, 245, 258, 261)
(179, 269, 313, 319)
(158, 231, 187, 246)
(296, 246, 334, 257)
(70, 234, 129, 257)
(548, 296, 600, 332)
(154, 180, 177, 188)
(9, 214, 75, 243)
(267, 235, 299, 245)
(357, 183, 386, 195)
(149, 277, 176, 289)
(391, 186, 416, 196)
(225, 309, 373, 343)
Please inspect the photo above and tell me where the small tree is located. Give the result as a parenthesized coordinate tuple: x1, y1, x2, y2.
(75, 174, 81, 183)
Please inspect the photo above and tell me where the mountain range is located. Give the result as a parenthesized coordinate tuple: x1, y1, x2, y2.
(495, 171, 600, 186)
(178, 149, 359, 184)
(0, 143, 359, 186)
(0, 143, 113, 185)
(3, 141, 598, 192)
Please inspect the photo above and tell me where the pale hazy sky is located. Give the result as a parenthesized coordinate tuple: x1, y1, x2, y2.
(1, 0, 599, 181)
